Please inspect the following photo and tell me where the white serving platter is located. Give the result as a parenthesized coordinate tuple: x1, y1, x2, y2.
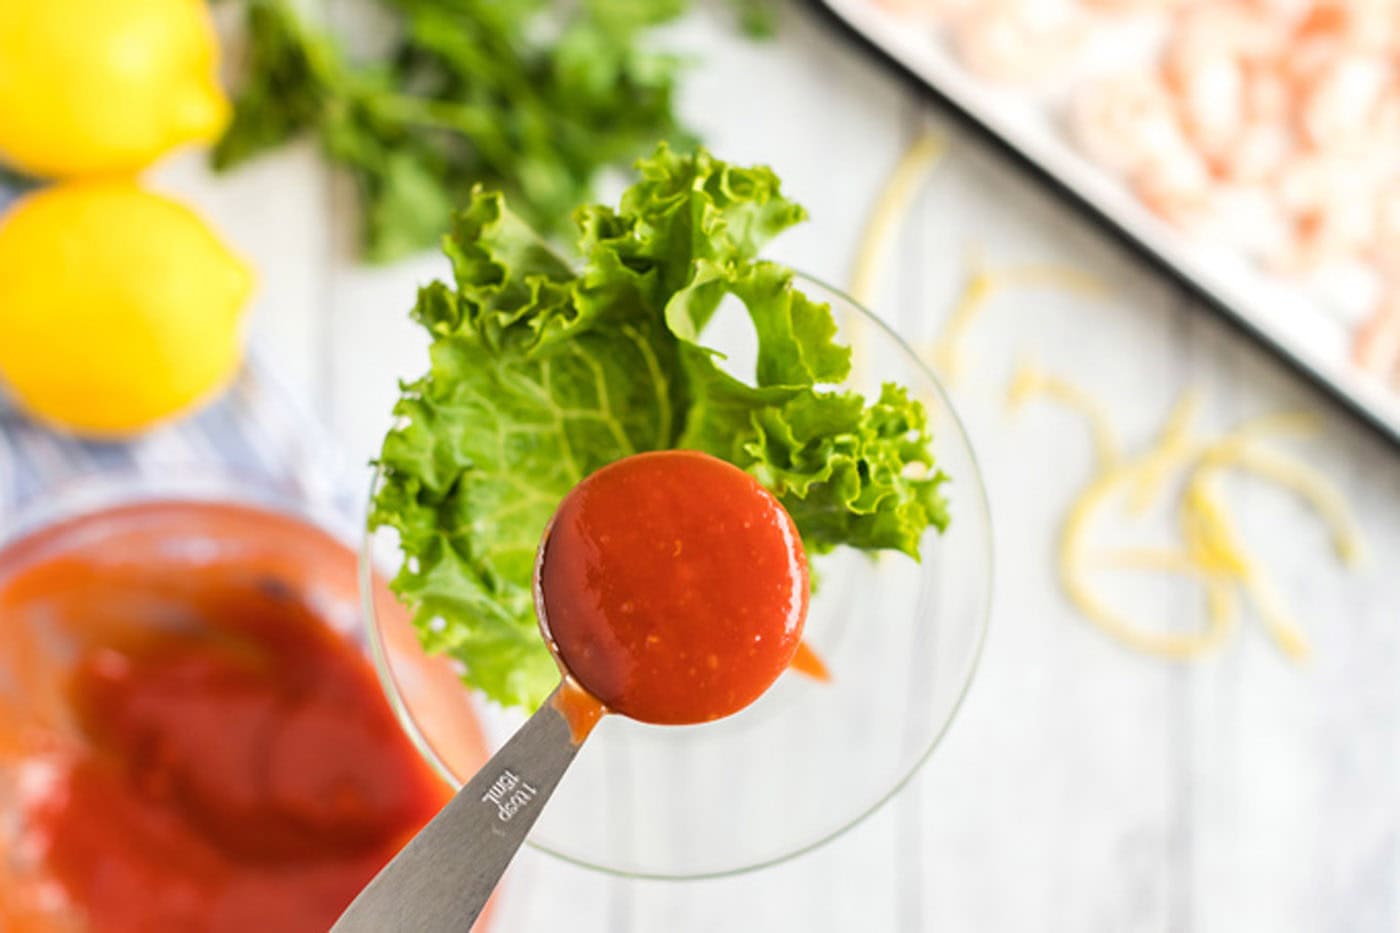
(811, 0, 1400, 448)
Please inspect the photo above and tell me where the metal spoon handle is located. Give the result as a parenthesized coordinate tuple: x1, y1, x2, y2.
(332, 683, 583, 932)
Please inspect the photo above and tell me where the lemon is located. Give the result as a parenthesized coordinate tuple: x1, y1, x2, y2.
(0, 181, 253, 437)
(0, 0, 229, 178)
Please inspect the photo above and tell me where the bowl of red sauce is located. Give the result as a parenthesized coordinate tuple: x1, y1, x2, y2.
(365, 275, 994, 880)
(0, 476, 493, 932)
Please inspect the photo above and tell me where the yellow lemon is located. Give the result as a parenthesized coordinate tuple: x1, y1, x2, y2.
(0, 0, 229, 178)
(0, 181, 253, 437)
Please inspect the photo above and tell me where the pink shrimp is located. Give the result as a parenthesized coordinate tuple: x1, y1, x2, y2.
(1134, 133, 1215, 227)
(1245, 0, 1317, 25)
(1167, 3, 1285, 69)
(1272, 153, 1377, 269)
(1297, 52, 1392, 149)
(953, 0, 1084, 83)
(1219, 122, 1294, 184)
(971, 0, 1399, 307)
(1070, 73, 1182, 176)
(1243, 62, 1292, 124)
(1202, 60, 1297, 182)
(1069, 64, 1232, 228)
(1164, 5, 1287, 163)
(1174, 56, 1247, 161)
(1295, 0, 1400, 55)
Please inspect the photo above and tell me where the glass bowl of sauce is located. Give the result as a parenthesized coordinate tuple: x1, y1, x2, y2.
(364, 275, 993, 879)
(0, 476, 493, 931)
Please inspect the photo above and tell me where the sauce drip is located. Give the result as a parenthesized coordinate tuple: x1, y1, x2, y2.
(550, 679, 606, 744)
(789, 641, 831, 683)
(538, 451, 809, 726)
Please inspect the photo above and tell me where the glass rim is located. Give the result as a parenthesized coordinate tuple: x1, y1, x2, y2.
(359, 271, 995, 880)
(0, 469, 359, 555)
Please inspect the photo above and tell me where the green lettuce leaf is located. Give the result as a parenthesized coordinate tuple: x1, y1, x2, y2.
(371, 146, 949, 709)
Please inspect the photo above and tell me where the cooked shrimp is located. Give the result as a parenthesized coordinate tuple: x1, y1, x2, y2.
(1246, 0, 1317, 24)
(1176, 58, 1248, 161)
(1070, 73, 1181, 175)
(1243, 63, 1292, 124)
(953, 0, 1083, 83)
(1165, 5, 1286, 161)
(1295, 0, 1400, 55)
(1167, 3, 1285, 70)
(927, 0, 1398, 379)
(1273, 154, 1377, 268)
(1298, 53, 1392, 149)
(1170, 59, 1248, 161)
(1134, 134, 1214, 226)
(1197, 185, 1295, 260)
(1218, 122, 1294, 183)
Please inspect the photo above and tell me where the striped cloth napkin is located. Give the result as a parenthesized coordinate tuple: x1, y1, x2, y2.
(0, 172, 356, 527)
(0, 356, 358, 528)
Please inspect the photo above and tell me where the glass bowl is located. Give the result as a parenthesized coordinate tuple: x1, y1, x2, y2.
(0, 473, 496, 930)
(362, 275, 992, 879)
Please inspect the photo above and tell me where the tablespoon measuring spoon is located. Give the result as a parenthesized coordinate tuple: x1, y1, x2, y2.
(330, 678, 601, 933)
(333, 451, 809, 931)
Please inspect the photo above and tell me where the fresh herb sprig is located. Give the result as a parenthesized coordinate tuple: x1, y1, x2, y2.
(215, 0, 694, 261)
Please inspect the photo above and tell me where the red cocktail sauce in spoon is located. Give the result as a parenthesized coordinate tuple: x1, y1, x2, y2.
(332, 451, 813, 931)
(537, 451, 810, 735)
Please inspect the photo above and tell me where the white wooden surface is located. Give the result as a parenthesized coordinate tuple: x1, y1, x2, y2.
(152, 3, 1400, 930)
